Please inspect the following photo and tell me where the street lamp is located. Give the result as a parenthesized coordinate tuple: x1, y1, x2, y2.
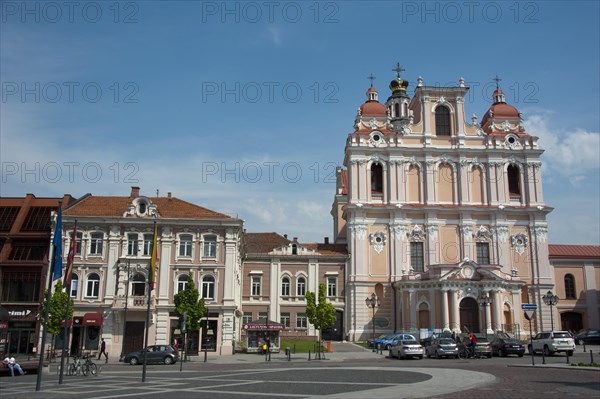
(478, 292, 492, 338)
(365, 293, 380, 352)
(542, 290, 559, 331)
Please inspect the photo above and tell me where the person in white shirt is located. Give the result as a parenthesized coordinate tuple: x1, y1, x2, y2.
(3, 354, 25, 376)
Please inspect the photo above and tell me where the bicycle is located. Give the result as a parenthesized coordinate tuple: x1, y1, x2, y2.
(457, 345, 482, 360)
(67, 355, 91, 376)
(82, 354, 99, 376)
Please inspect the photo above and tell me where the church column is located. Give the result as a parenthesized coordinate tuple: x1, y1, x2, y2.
(492, 290, 502, 331)
(487, 161, 500, 205)
(450, 289, 460, 332)
(408, 289, 417, 328)
(459, 159, 469, 205)
(358, 160, 367, 203)
(441, 289, 449, 330)
(484, 291, 493, 334)
(349, 160, 358, 202)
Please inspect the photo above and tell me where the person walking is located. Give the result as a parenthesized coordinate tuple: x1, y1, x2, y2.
(98, 338, 109, 363)
(3, 354, 25, 376)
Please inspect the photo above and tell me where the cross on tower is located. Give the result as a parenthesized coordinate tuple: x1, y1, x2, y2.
(367, 74, 376, 87)
(494, 74, 502, 89)
(392, 63, 405, 79)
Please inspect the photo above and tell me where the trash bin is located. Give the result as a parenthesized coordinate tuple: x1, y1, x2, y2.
(327, 341, 331, 353)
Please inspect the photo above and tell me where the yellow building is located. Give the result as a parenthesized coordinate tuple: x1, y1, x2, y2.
(333, 70, 559, 340)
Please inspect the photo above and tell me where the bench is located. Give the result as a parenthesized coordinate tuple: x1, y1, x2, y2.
(1, 359, 50, 376)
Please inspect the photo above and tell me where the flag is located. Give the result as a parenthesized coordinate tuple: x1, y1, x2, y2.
(64, 221, 77, 292)
(51, 204, 63, 281)
(150, 222, 158, 290)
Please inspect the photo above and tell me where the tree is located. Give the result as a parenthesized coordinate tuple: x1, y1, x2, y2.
(305, 283, 336, 357)
(173, 273, 206, 350)
(39, 280, 74, 354)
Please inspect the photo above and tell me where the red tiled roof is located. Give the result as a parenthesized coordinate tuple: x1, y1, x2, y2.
(244, 232, 290, 253)
(548, 245, 600, 259)
(64, 195, 230, 219)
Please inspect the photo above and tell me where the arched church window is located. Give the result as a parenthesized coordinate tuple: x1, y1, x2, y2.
(564, 274, 576, 299)
(394, 103, 400, 118)
(371, 163, 383, 193)
(507, 165, 521, 199)
(435, 106, 451, 136)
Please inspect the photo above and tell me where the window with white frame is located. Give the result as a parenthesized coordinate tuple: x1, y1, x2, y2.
(127, 233, 138, 256)
(72, 232, 82, 255)
(296, 313, 307, 328)
(179, 234, 193, 257)
(202, 275, 215, 300)
(143, 234, 154, 256)
(258, 312, 267, 321)
(177, 274, 188, 293)
(251, 276, 261, 296)
(243, 312, 253, 324)
(280, 312, 290, 328)
(85, 273, 100, 298)
(89, 233, 103, 255)
(203, 235, 217, 258)
(296, 276, 306, 296)
(70, 273, 79, 298)
(131, 272, 146, 296)
(327, 277, 337, 297)
(281, 277, 290, 296)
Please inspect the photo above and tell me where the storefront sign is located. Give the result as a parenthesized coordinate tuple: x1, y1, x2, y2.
(8, 309, 32, 317)
(243, 323, 285, 331)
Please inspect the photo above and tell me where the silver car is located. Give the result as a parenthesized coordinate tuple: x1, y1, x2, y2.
(426, 338, 459, 359)
(389, 339, 424, 360)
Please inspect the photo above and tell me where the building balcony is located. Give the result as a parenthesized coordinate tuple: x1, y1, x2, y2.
(112, 295, 155, 309)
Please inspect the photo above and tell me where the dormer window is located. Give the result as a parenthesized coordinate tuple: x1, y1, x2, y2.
(292, 244, 298, 255)
(139, 202, 146, 214)
(435, 106, 451, 136)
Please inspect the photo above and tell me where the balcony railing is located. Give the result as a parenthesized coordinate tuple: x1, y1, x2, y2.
(112, 295, 155, 309)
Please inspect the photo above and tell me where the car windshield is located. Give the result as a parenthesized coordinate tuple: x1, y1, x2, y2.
(439, 339, 455, 344)
(504, 339, 520, 344)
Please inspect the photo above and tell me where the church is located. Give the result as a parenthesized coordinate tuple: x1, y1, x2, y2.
(332, 66, 561, 340)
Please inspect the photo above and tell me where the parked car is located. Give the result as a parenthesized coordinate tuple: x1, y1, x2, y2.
(529, 331, 575, 356)
(389, 340, 424, 359)
(464, 335, 493, 358)
(574, 329, 600, 345)
(120, 345, 179, 365)
(368, 333, 395, 349)
(491, 337, 525, 357)
(426, 338, 459, 359)
(381, 333, 417, 350)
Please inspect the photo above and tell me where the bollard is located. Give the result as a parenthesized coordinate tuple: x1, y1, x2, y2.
(286, 347, 291, 361)
(308, 350, 311, 361)
(566, 352, 570, 364)
(542, 349, 546, 364)
(590, 350, 594, 364)
(293, 343, 296, 354)
(583, 343, 586, 352)
(268, 351, 271, 362)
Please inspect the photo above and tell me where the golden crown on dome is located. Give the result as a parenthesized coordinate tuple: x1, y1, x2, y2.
(389, 62, 409, 92)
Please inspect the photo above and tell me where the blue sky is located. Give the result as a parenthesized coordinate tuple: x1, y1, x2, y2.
(1, 1, 599, 245)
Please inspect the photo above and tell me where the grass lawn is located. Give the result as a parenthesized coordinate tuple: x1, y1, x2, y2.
(280, 339, 327, 353)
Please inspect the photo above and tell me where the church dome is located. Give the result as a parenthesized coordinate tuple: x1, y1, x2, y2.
(481, 88, 520, 126)
(360, 86, 388, 116)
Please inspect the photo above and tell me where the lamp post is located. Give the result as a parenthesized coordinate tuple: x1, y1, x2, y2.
(478, 292, 492, 338)
(365, 293, 380, 352)
(119, 259, 131, 358)
(542, 290, 559, 331)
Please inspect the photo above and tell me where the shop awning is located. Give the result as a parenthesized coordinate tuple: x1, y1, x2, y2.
(82, 312, 103, 326)
(242, 319, 285, 331)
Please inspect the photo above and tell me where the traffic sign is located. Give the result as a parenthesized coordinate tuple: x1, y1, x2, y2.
(524, 310, 536, 320)
(521, 303, 538, 310)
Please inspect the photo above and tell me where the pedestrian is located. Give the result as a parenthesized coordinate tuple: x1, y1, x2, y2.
(98, 338, 109, 363)
(3, 354, 25, 377)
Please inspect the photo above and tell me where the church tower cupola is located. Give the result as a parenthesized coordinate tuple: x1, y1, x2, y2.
(385, 63, 412, 131)
(480, 75, 526, 136)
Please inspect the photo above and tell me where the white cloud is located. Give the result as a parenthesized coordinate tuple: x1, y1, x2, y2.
(525, 113, 600, 185)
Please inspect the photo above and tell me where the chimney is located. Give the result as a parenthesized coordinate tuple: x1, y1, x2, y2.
(324, 237, 329, 244)
(130, 186, 140, 198)
(284, 234, 288, 239)
(293, 237, 298, 242)
(167, 192, 172, 198)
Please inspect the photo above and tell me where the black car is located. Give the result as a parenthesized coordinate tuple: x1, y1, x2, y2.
(574, 329, 600, 345)
(120, 345, 179, 365)
(492, 337, 525, 357)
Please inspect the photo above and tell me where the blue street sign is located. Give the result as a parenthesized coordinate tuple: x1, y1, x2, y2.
(521, 303, 538, 310)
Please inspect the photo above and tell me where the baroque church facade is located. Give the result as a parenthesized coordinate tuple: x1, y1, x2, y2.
(332, 69, 555, 340)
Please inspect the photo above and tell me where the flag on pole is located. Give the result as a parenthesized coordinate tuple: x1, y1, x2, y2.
(51, 205, 63, 281)
(64, 221, 77, 292)
(150, 222, 157, 290)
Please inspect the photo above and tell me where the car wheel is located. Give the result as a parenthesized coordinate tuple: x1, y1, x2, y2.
(518, 353, 523, 357)
(543, 346, 552, 356)
(164, 356, 173, 365)
(426, 350, 431, 359)
(418, 355, 423, 360)
(385, 344, 391, 350)
(129, 357, 139, 365)
(567, 350, 574, 356)
(487, 354, 492, 359)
